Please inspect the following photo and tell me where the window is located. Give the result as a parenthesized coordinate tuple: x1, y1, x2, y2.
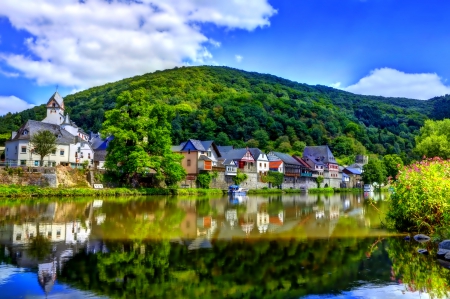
(56, 230, 61, 238)
(52, 150, 56, 155)
(20, 160, 26, 166)
(187, 159, 191, 166)
(21, 146, 27, 153)
(34, 161, 39, 166)
(88, 153, 91, 159)
(16, 233, 21, 241)
(29, 233, 34, 239)
(259, 163, 261, 167)
(22, 130, 28, 135)
(60, 150, 65, 156)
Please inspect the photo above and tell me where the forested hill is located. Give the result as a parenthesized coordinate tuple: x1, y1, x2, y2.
(1, 66, 447, 160)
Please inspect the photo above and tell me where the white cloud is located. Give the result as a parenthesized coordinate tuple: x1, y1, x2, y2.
(343, 68, 450, 100)
(0, 0, 276, 89)
(329, 82, 341, 88)
(0, 68, 19, 78)
(235, 55, 243, 63)
(0, 95, 35, 116)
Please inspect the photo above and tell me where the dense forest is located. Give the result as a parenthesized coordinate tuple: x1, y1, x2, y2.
(1, 66, 450, 162)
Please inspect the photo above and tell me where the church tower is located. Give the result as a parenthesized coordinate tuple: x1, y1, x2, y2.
(42, 92, 65, 125)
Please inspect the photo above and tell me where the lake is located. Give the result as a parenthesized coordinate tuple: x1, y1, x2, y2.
(0, 192, 448, 299)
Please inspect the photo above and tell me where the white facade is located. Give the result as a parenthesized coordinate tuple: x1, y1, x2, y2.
(255, 152, 269, 175)
(5, 92, 94, 168)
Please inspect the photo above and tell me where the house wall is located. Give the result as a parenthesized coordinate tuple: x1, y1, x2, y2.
(180, 151, 199, 174)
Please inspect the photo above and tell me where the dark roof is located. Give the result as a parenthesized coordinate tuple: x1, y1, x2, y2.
(292, 156, 312, 168)
(9, 120, 75, 145)
(303, 145, 337, 164)
(180, 139, 206, 151)
(198, 155, 212, 161)
(200, 140, 213, 150)
(217, 145, 233, 155)
(248, 148, 265, 160)
(268, 151, 301, 166)
(344, 167, 362, 175)
(222, 148, 249, 160)
(90, 135, 113, 150)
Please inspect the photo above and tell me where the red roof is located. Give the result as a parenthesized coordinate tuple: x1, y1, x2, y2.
(269, 161, 282, 168)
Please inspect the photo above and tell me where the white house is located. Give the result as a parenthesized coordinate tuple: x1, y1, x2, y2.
(5, 92, 94, 168)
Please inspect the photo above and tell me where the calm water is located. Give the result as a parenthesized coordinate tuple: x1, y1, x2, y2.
(0, 192, 448, 299)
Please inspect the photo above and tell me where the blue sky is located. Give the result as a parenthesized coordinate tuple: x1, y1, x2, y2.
(1, 0, 450, 115)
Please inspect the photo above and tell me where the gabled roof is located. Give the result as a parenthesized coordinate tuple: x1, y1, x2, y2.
(200, 140, 213, 150)
(222, 148, 250, 160)
(268, 151, 301, 166)
(46, 92, 64, 108)
(222, 159, 236, 166)
(248, 148, 267, 160)
(269, 160, 283, 168)
(180, 139, 206, 151)
(303, 145, 337, 164)
(90, 134, 113, 150)
(8, 120, 75, 145)
(344, 167, 362, 175)
(292, 156, 311, 168)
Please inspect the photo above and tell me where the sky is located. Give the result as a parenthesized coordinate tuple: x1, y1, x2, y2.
(1, 0, 450, 116)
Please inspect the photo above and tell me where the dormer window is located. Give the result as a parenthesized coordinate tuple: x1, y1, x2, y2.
(52, 103, 56, 107)
(22, 130, 28, 135)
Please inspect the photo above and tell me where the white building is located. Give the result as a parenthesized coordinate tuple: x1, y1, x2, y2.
(5, 92, 94, 168)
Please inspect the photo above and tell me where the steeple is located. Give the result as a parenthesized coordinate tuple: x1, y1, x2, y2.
(42, 92, 65, 125)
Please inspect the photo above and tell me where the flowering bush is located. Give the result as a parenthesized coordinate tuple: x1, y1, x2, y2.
(387, 157, 450, 234)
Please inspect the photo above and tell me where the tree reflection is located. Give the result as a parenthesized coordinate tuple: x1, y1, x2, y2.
(387, 238, 450, 298)
(60, 237, 393, 298)
(28, 234, 51, 260)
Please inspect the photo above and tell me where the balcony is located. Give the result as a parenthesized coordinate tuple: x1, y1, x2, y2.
(301, 172, 312, 177)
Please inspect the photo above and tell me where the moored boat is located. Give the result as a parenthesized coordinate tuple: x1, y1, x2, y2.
(228, 185, 248, 196)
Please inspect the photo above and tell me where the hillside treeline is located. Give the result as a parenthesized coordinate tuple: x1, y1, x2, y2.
(2, 66, 448, 161)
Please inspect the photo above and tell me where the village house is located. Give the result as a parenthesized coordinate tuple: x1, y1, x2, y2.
(5, 92, 94, 168)
(172, 139, 222, 186)
(267, 151, 302, 186)
(248, 148, 269, 181)
(302, 145, 342, 188)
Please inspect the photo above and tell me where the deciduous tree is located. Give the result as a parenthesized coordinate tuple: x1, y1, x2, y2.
(30, 130, 57, 166)
(102, 88, 186, 186)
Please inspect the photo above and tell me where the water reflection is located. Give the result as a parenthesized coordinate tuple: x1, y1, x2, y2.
(0, 193, 446, 298)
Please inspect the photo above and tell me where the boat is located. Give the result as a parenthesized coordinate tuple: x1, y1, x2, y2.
(363, 184, 374, 192)
(228, 185, 248, 196)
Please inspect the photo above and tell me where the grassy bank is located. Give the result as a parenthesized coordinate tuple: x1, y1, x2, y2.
(0, 185, 223, 198)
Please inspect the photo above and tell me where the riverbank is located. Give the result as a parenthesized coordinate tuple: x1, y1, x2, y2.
(0, 185, 225, 198)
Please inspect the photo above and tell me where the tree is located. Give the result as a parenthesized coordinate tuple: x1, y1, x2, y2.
(30, 130, 57, 166)
(415, 119, 450, 159)
(196, 173, 212, 189)
(267, 171, 284, 188)
(316, 175, 324, 188)
(232, 170, 248, 185)
(101, 88, 186, 186)
(383, 154, 403, 180)
(362, 159, 387, 186)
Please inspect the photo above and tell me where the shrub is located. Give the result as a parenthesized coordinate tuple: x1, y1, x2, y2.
(387, 158, 450, 234)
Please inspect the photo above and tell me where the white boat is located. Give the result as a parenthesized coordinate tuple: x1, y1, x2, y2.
(228, 185, 248, 196)
(363, 184, 374, 192)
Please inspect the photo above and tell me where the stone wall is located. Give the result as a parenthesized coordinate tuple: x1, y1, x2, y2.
(0, 167, 57, 187)
(179, 171, 320, 191)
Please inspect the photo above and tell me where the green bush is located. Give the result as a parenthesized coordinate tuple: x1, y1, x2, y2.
(387, 158, 450, 234)
(308, 187, 334, 194)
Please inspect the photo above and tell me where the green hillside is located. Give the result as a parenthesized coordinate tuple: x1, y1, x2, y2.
(0, 66, 443, 160)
